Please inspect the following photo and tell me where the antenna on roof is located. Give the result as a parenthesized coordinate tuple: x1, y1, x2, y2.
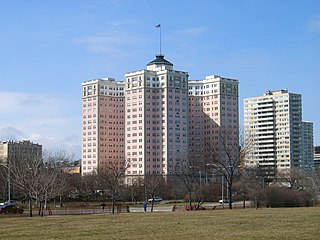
(156, 24, 162, 56)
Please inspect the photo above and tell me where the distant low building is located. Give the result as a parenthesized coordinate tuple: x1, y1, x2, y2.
(63, 160, 81, 174)
(314, 146, 320, 171)
(0, 140, 42, 164)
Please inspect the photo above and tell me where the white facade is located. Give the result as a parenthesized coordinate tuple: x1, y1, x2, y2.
(314, 146, 320, 171)
(301, 121, 314, 171)
(0, 140, 42, 164)
(244, 89, 302, 179)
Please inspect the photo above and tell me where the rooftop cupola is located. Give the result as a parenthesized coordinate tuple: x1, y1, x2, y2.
(147, 54, 173, 71)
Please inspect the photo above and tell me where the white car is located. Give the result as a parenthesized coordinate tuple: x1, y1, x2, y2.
(148, 197, 163, 203)
(0, 200, 16, 206)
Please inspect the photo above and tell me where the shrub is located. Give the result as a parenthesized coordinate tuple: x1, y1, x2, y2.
(263, 187, 313, 208)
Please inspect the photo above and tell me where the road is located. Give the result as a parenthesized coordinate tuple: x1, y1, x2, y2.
(129, 205, 173, 213)
(25, 201, 253, 216)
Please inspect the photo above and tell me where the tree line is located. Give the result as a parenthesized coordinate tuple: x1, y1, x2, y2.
(1, 135, 319, 217)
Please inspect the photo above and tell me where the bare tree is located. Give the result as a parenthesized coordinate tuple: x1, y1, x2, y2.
(276, 168, 306, 190)
(234, 167, 258, 208)
(35, 161, 58, 216)
(308, 170, 320, 206)
(145, 175, 164, 212)
(96, 162, 127, 214)
(76, 174, 97, 205)
(0, 159, 10, 201)
(44, 150, 75, 208)
(9, 152, 44, 217)
(276, 168, 318, 206)
(204, 128, 252, 209)
(174, 162, 196, 208)
(7, 149, 74, 217)
(174, 158, 206, 210)
(126, 178, 144, 203)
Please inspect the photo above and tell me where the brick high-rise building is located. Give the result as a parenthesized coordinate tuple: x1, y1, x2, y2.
(124, 55, 189, 183)
(81, 78, 125, 174)
(81, 56, 239, 180)
(188, 75, 239, 159)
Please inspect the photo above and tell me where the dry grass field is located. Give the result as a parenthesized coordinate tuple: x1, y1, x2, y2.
(0, 207, 319, 240)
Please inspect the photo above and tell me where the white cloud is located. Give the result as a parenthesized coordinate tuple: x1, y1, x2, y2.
(0, 127, 27, 141)
(223, 49, 270, 68)
(74, 29, 148, 55)
(307, 16, 320, 33)
(75, 35, 128, 55)
(107, 19, 138, 27)
(176, 26, 210, 37)
(0, 92, 61, 115)
(95, 0, 126, 7)
(0, 92, 81, 158)
(165, 26, 211, 50)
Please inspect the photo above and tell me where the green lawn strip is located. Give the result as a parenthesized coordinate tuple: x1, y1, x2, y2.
(0, 208, 319, 240)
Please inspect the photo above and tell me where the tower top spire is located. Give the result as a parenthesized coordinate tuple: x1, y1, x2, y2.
(147, 54, 172, 66)
(156, 24, 162, 55)
(147, 55, 173, 71)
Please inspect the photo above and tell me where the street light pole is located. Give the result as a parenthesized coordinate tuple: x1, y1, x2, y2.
(221, 175, 224, 208)
(8, 163, 10, 202)
(206, 164, 224, 205)
(0, 162, 10, 202)
(256, 176, 265, 189)
(226, 176, 229, 201)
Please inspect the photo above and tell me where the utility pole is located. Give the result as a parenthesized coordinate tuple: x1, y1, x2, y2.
(0, 161, 11, 202)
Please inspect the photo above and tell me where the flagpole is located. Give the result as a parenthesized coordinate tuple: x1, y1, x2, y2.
(159, 25, 162, 55)
(156, 24, 162, 55)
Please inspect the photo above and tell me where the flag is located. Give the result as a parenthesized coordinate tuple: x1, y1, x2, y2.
(156, 24, 161, 28)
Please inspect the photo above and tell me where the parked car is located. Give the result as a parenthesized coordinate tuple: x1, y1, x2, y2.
(219, 199, 232, 204)
(0, 204, 23, 214)
(148, 197, 163, 203)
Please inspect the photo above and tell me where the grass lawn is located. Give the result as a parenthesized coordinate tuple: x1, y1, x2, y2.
(0, 207, 319, 240)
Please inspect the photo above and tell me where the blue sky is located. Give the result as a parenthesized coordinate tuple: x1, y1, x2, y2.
(0, 0, 319, 158)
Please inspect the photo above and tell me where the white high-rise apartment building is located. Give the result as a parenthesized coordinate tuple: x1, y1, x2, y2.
(244, 89, 302, 179)
(301, 121, 314, 171)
